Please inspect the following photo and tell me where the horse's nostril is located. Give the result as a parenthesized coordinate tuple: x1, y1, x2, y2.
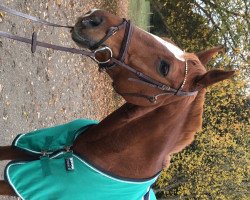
(81, 17, 102, 28)
(89, 19, 100, 26)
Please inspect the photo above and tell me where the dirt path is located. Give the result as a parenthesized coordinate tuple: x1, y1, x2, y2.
(0, 0, 127, 199)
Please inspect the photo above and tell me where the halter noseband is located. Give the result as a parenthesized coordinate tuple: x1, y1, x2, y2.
(96, 20, 198, 103)
(90, 19, 128, 51)
(89, 19, 133, 67)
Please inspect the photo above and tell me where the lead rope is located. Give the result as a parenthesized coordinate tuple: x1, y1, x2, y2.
(0, 4, 73, 28)
(0, 4, 128, 64)
(0, 4, 93, 56)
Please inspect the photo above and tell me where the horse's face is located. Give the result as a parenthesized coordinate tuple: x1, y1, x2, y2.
(72, 9, 123, 51)
(72, 10, 234, 106)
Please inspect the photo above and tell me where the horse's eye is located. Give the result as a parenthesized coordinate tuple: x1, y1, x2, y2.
(158, 60, 170, 76)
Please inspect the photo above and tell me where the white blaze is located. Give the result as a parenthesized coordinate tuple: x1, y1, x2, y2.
(139, 28, 185, 61)
(150, 34, 185, 61)
(84, 9, 100, 17)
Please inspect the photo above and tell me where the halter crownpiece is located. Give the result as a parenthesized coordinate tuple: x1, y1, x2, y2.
(175, 60, 189, 96)
(181, 60, 189, 90)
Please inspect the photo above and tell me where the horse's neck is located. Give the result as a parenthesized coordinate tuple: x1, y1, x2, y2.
(73, 91, 205, 179)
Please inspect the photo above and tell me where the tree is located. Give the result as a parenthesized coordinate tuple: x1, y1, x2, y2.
(155, 79, 249, 199)
(150, 0, 249, 75)
(149, 0, 249, 199)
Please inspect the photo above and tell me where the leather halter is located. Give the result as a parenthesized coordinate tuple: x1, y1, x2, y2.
(99, 21, 198, 103)
(0, 4, 198, 103)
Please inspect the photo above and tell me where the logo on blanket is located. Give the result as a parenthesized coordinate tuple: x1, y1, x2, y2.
(65, 157, 74, 171)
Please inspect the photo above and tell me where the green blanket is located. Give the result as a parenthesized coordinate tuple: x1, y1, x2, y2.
(5, 119, 158, 200)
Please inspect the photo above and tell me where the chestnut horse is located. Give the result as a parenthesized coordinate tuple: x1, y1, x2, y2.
(0, 9, 234, 199)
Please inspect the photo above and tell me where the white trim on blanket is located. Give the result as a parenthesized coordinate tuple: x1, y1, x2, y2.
(6, 152, 158, 200)
(13, 133, 160, 186)
(14, 127, 90, 155)
(14, 134, 49, 154)
(74, 154, 159, 185)
(52, 152, 159, 185)
(6, 162, 26, 200)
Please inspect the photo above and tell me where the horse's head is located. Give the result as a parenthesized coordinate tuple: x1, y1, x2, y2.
(72, 9, 235, 106)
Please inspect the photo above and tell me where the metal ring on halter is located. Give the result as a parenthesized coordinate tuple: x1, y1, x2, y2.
(93, 46, 113, 64)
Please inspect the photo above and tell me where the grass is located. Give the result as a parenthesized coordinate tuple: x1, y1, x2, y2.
(102, 0, 151, 31)
(129, 0, 151, 31)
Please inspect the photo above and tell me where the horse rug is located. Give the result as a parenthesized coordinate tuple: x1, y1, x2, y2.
(5, 119, 158, 200)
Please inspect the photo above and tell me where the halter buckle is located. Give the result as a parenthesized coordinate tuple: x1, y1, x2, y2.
(94, 46, 113, 64)
(41, 151, 48, 157)
(149, 96, 157, 103)
(109, 27, 118, 36)
(161, 85, 170, 91)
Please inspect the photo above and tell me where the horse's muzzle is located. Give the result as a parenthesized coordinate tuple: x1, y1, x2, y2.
(71, 28, 92, 48)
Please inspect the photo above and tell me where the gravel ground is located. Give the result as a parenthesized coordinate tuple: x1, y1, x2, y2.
(0, 0, 127, 199)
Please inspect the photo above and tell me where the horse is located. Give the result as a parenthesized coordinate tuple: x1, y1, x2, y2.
(0, 9, 235, 199)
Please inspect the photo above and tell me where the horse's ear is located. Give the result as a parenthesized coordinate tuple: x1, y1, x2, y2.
(196, 46, 225, 66)
(195, 70, 235, 88)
